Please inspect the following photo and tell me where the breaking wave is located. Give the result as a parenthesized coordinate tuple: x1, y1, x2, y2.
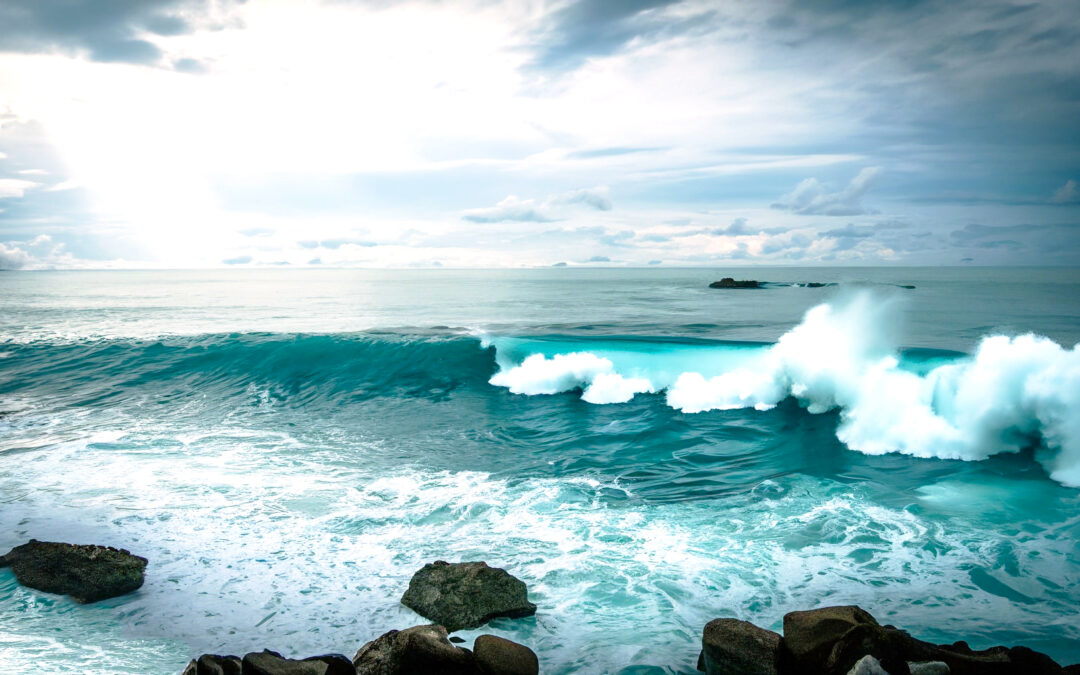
(488, 292, 1080, 486)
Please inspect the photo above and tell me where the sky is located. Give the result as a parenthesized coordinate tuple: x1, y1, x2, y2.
(0, 0, 1078, 269)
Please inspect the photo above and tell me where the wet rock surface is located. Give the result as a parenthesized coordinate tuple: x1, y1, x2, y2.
(400, 561, 536, 632)
(0, 539, 147, 603)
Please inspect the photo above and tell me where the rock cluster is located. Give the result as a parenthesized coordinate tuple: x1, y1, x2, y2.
(183, 626, 539, 675)
(697, 605, 1075, 675)
(0, 539, 148, 603)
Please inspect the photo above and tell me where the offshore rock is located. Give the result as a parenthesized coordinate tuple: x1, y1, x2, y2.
(353, 624, 477, 675)
(473, 634, 539, 675)
(241, 650, 356, 675)
(699, 618, 782, 675)
(0, 539, 147, 603)
(709, 277, 760, 289)
(401, 561, 536, 632)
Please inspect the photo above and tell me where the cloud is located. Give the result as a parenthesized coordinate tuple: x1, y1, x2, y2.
(0, 0, 241, 66)
(463, 187, 612, 223)
(1052, 179, 1078, 204)
(585, 255, 611, 263)
(772, 167, 882, 216)
(0, 242, 31, 269)
(0, 178, 40, 199)
(222, 255, 252, 265)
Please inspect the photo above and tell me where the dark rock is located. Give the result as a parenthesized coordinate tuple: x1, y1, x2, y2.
(449, 636, 466, 644)
(0, 539, 147, 603)
(188, 654, 242, 675)
(473, 634, 538, 675)
(352, 624, 477, 675)
(825, 623, 915, 675)
(709, 277, 760, 289)
(699, 618, 781, 675)
(401, 561, 536, 632)
(783, 606, 879, 667)
(908, 663, 949, 675)
(1063, 666, 1080, 674)
(242, 650, 355, 675)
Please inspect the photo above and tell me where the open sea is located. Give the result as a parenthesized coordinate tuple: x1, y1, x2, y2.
(1, 267, 1078, 674)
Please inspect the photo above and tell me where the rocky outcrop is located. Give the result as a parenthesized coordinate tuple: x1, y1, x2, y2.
(353, 625, 476, 675)
(0, 539, 147, 603)
(709, 277, 760, 289)
(699, 618, 783, 675)
(697, 606, 1070, 675)
(181, 654, 242, 675)
(473, 634, 539, 675)
(242, 650, 355, 675)
(400, 561, 536, 632)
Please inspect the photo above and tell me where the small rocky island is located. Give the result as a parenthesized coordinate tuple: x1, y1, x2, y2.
(0, 539, 147, 603)
(709, 277, 761, 288)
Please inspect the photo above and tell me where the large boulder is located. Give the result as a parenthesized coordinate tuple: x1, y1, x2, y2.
(783, 606, 879, 667)
(400, 561, 536, 632)
(241, 650, 355, 675)
(353, 624, 477, 675)
(699, 618, 782, 675)
(473, 634, 539, 675)
(0, 539, 147, 603)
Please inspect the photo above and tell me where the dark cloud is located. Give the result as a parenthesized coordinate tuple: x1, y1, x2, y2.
(0, 0, 240, 66)
(528, 0, 709, 72)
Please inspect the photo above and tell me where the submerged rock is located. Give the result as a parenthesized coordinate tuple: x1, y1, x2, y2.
(473, 634, 539, 675)
(353, 624, 476, 675)
(401, 561, 536, 632)
(242, 650, 355, 675)
(709, 277, 760, 289)
(0, 539, 147, 603)
(699, 618, 782, 675)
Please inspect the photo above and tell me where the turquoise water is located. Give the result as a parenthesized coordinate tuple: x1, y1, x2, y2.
(1, 268, 1079, 673)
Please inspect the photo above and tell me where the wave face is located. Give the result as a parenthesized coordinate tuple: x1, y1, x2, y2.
(488, 292, 1080, 486)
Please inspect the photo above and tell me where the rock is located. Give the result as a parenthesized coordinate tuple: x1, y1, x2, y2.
(699, 618, 782, 675)
(825, 623, 916, 675)
(709, 277, 760, 289)
(242, 650, 355, 675)
(783, 606, 879, 667)
(187, 654, 242, 675)
(353, 624, 477, 675)
(0, 539, 147, 603)
(908, 662, 949, 675)
(847, 655, 890, 675)
(473, 634, 539, 675)
(401, 561, 536, 632)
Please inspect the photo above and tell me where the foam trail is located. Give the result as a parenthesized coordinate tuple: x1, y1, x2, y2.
(488, 291, 1080, 486)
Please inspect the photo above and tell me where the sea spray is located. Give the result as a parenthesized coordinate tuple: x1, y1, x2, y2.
(489, 291, 1080, 485)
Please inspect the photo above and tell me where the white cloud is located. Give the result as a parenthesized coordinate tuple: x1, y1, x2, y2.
(463, 187, 612, 223)
(772, 167, 882, 216)
(0, 178, 40, 199)
(1052, 179, 1078, 204)
(0, 242, 31, 269)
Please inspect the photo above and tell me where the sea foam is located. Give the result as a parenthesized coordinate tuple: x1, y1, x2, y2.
(489, 292, 1080, 485)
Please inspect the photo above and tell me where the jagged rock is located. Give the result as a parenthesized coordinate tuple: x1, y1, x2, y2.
(783, 606, 879, 667)
(401, 561, 536, 632)
(0, 539, 147, 603)
(699, 618, 782, 675)
(908, 662, 949, 675)
(709, 277, 760, 289)
(242, 650, 355, 675)
(473, 634, 539, 675)
(182, 654, 242, 675)
(848, 655, 890, 675)
(353, 624, 477, 675)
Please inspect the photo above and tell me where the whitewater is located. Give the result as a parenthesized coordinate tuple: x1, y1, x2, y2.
(488, 291, 1080, 486)
(1, 267, 1079, 674)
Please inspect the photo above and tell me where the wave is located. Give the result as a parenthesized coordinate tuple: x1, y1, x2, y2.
(487, 292, 1080, 487)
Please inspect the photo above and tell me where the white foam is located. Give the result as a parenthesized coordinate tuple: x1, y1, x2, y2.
(489, 291, 1080, 485)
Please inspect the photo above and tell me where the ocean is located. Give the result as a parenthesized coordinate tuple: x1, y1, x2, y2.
(1, 267, 1078, 674)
